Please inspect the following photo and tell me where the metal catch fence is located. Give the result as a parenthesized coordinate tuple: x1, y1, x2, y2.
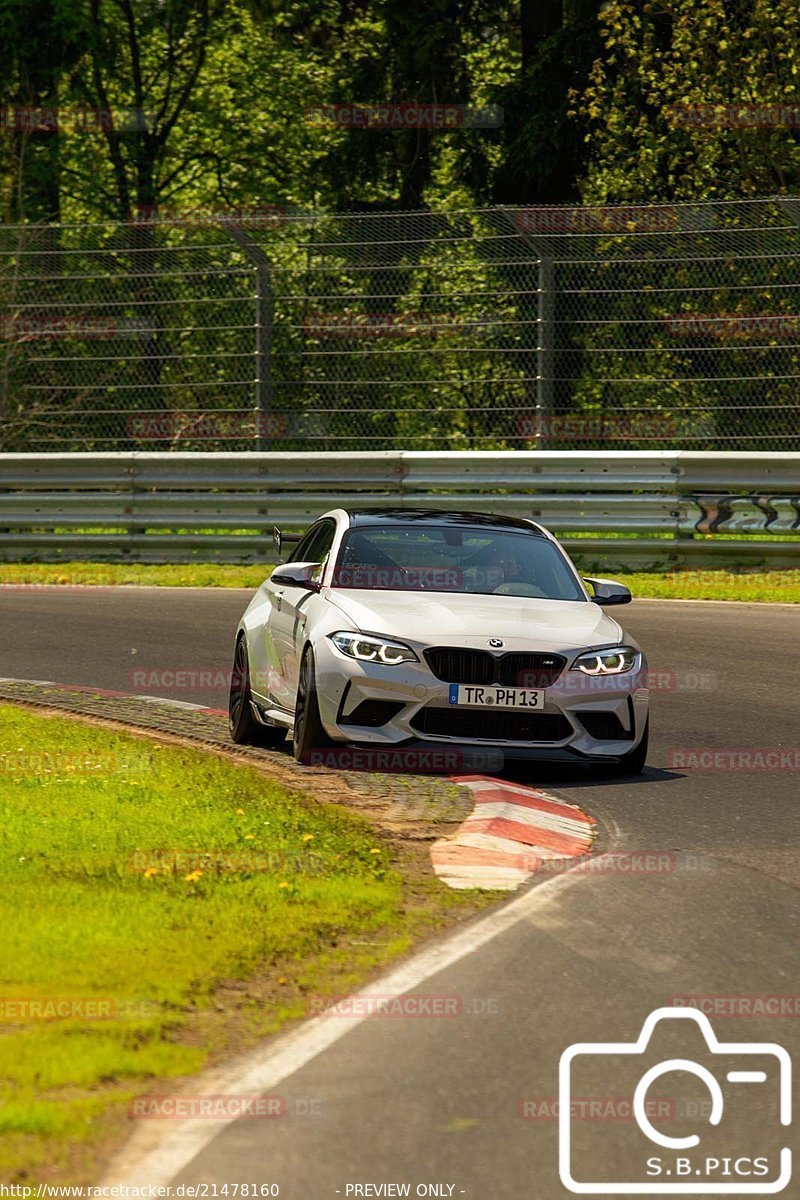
(1, 199, 800, 451)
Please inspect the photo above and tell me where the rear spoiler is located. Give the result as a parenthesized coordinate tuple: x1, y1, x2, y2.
(272, 525, 303, 558)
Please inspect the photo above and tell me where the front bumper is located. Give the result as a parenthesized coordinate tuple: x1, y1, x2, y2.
(313, 636, 649, 762)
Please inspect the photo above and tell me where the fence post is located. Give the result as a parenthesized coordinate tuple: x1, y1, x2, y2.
(503, 210, 555, 450)
(255, 261, 273, 450)
(537, 256, 555, 449)
(221, 222, 273, 450)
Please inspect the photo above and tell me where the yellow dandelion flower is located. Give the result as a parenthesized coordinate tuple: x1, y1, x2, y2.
(301, 833, 314, 843)
(278, 881, 290, 889)
(236, 808, 245, 815)
(244, 833, 255, 840)
(143, 867, 159, 878)
(184, 869, 203, 883)
(369, 848, 382, 855)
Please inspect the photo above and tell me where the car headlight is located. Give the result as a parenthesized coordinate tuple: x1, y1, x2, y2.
(571, 647, 638, 676)
(329, 632, 419, 665)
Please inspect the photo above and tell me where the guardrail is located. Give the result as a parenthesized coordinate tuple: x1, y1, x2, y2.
(0, 451, 799, 568)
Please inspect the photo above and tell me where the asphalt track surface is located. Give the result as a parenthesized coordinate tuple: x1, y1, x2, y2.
(2, 588, 799, 1197)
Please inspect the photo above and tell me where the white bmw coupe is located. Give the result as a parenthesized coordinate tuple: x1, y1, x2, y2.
(228, 509, 649, 773)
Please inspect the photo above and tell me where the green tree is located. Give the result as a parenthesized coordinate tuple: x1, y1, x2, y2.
(488, 0, 603, 203)
(577, 0, 800, 202)
(73, 0, 222, 219)
(0, 0, 86, 222)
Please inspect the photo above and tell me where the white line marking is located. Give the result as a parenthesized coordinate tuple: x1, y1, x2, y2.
(102, 868, 585, 1187)
(436, 870, 531, 889)
(0, 677, 57, 686)
(137, 695, 210, 711)
(633, 597, 800, 607)
(0, 678, 222, 714)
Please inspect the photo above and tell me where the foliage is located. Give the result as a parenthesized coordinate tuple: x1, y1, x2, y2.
(577, 0, 800, 203)
(4, 1, 800, 453)
(3, 2, 800, 220)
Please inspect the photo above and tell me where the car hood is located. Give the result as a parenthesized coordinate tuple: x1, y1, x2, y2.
(324, 589, 623, 652)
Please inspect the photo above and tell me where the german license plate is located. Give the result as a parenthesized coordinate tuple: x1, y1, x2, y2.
(448, 684, 545, 710)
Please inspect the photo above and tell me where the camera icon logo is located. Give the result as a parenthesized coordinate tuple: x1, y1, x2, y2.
(559, 1006, 792, 1194)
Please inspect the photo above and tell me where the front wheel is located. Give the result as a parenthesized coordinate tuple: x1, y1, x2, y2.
(229, 636, 285, 747)
(293, 647, 332, 763)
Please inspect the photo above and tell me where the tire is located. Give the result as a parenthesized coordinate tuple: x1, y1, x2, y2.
(293, 646, 332, 763)
(609, 716, 649, 776)
(228, 635, 286, 747)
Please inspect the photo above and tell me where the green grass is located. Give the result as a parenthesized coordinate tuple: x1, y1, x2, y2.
(622, 569, 800, 603)
(1, 561, 800, 601)
(0, 706, 485, 1182)
(0, 562, 270, 588)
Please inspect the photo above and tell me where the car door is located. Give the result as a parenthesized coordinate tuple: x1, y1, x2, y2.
(266, 519, 337, 711)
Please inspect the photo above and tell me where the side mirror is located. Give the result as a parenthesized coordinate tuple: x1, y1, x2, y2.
(584, 576, 632, 606)
(272, 525, 303, 558)
(270, 561, 322, 592)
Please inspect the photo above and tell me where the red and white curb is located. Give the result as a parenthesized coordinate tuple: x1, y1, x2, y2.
(431, 775, 596, 890)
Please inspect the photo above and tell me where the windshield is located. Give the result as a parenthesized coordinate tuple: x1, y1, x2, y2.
(332, 525, 586, 601)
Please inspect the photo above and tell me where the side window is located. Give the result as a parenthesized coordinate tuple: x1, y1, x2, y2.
(306, 521, 336, 581)
(289, 525, 322, 563)
(289, 520, 336, 578)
